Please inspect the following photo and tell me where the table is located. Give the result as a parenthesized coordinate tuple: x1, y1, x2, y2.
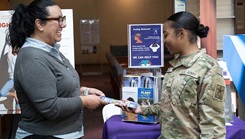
(102, 115, 160, 139)
(102, 115, 245, 139)
(226, 116, 245, 138)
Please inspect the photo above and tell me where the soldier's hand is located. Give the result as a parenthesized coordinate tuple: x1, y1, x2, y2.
(115, 99, 142, 114)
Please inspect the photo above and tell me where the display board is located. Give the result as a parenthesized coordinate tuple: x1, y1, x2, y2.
(128, 24, 163, 68)
(59, 9, 75, 67)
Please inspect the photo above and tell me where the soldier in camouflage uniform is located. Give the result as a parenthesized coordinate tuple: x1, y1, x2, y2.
(121, 11, 226, 139)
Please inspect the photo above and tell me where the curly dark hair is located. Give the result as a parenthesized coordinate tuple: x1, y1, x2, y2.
(7, 0, 57, 50)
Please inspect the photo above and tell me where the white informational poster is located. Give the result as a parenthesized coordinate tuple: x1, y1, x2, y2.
(0, 9, 74, 114)
(0, 11, 15, 114)
(60, 9, 75, 67)
(0, 11, 12, 93)
(174, 0, 186, 13)
(0, 11, 11, 61)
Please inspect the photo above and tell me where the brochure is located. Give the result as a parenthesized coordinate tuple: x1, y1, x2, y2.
(121, 74, 162, 123)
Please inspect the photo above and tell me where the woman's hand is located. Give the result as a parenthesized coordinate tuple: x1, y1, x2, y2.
(80, 95, 103, 109)
(88, 87, 105, 96)
(80, 87, 105, 96)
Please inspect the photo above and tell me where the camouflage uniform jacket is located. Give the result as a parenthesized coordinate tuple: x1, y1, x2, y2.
(141, 49, 226, 139)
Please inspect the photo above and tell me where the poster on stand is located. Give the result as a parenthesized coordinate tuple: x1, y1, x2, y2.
(0, 9, 74, 114)
(0, 10, 17, 114)
(128, 24, 163, 68)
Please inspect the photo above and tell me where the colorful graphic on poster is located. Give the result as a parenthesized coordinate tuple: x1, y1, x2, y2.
(128, 24, 163, 68)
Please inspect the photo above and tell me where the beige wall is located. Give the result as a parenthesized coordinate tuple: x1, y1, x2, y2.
(9, 0, 173, 65)
(186, 0, 199, 17)
(0, 0, 10, 10)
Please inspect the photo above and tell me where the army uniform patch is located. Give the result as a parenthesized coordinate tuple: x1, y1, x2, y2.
(213, 84, 225, 101)
(180, 70, 199, 78)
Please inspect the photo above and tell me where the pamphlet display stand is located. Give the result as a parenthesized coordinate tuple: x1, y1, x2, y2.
(121, 68, 163, 123)
(120, 23, 164, 123)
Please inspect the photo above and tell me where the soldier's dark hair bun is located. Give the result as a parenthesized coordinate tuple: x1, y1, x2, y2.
(196, 24, 209, 38)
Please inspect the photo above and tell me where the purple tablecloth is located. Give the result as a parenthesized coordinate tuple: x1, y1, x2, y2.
(226, 116, 245, 139)
(102, 115, 160, 139)
(102, 115, 245, 139)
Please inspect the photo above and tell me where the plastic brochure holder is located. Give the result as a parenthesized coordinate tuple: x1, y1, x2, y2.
(121, 68, 163, 123)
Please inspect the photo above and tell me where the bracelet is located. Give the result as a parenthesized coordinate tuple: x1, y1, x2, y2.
(84, 88, 89, 96)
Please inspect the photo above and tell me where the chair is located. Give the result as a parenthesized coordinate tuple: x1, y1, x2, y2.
(102, 104, 122, 122)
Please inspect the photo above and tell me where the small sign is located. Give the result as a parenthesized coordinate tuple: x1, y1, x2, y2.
(174, 0, 186, 13)
(128, 24, 164, 68)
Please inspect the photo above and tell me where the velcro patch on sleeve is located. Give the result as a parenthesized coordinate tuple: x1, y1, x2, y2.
(180, 70, 199, 79)
(213, 84, 225, 101)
